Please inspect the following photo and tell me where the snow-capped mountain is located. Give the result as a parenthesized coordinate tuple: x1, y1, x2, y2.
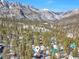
(62, 9, 79, 18)
(0, 0, 63, 21)
(57, 8, 79, 25)
(0, 0, 79, 22)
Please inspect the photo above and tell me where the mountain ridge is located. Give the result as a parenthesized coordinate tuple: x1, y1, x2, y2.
(0, 0, 79, 22)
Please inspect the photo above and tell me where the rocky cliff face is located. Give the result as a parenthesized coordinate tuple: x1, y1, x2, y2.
(0, 0, 79, 22)
(0, 0, 63, 21)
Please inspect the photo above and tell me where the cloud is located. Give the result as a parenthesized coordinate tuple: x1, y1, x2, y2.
(42, 8, 49, 11)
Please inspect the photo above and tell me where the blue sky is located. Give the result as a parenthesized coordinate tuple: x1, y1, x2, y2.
(7, 0, 79, 12)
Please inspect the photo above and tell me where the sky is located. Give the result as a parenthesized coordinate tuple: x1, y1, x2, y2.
(7, 0, 79, 12)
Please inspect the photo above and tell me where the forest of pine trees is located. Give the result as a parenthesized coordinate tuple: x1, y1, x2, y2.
(0, 17, 79, 59)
